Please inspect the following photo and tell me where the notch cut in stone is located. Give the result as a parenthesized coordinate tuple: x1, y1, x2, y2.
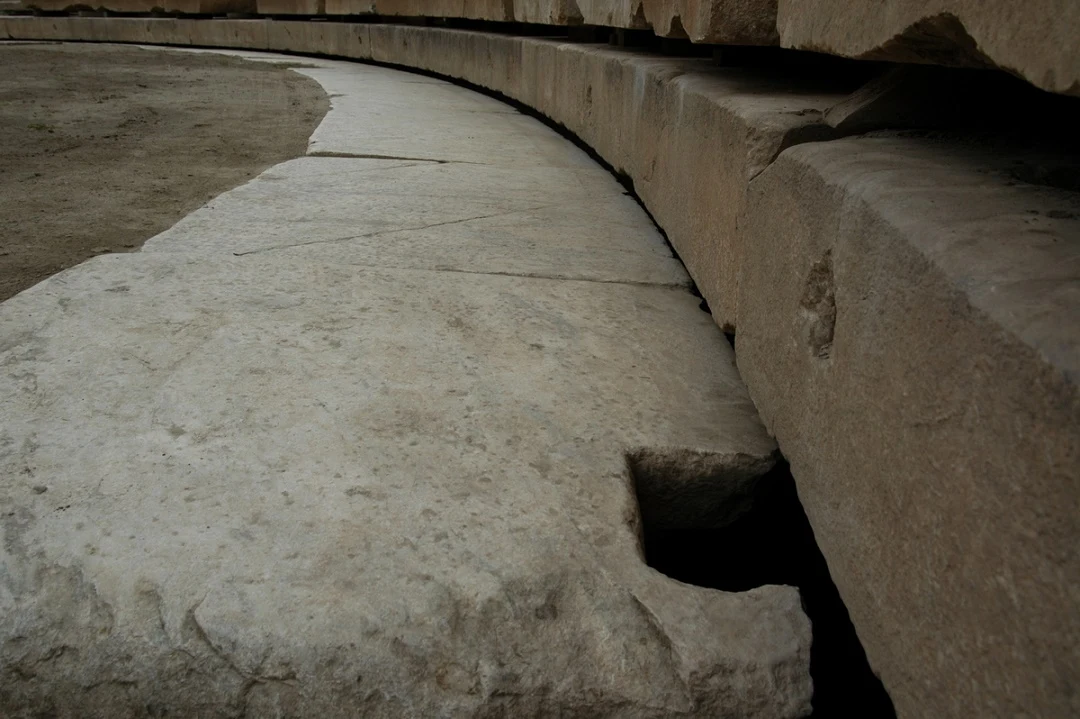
(628, 453, 897, 717)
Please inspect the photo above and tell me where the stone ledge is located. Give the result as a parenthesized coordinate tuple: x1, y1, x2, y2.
(9, 0, 1079, 96)
(0, 17, 1077, 719)
(737, 133, 1080, 719)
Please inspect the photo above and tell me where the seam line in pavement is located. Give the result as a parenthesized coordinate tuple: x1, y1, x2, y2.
(229, 206, 562, 256)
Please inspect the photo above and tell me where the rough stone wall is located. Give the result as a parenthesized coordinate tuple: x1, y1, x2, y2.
(22, 0, 257, 12)
(642, 0, 778, 44)
(0, 15, 1077, 719)
(16, 0, 1079, 94)
(777, 0, 1080, 97)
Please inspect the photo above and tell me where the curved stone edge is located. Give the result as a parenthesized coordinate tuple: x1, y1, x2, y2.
(0, 17, 1077, 718)
(11, 2, 1079, 95)
(0, 16, 850, 329)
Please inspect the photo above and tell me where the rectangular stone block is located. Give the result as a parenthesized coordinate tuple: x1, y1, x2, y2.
(368, 0, 513, 21)
(184, 16, 269, 46)
(368, 24, 523, 98)
(777, 0, 1080, 96)
(323, 0, 371, 13)
(512, 0, 580, 24)
(359, 1, 578, 23)
(736, 133, 1080, 718)
(163, 0, 254, 12)
(22, 0, 255, 12)
(529, 44, 843, 330)
(576, 0, 648, 29)
(265, 18, 370, 56)
(256, 0, 323, 14)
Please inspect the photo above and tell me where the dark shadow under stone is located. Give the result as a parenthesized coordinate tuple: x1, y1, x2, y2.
(638, 461, 897, 718)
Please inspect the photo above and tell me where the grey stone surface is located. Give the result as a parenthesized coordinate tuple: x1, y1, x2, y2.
(363, 25, 849, 329)
(0, 47, 811, 718)
(776, 0, 1080, 97)
(737, 133, 1080, 719)
(143, 156, 688, 287)
(4, 20, 1076, 719)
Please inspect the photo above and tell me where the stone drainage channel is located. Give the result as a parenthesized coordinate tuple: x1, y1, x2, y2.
(2, 44, 892, 717)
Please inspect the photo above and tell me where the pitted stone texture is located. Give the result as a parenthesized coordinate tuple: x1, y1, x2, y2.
(644, 0, 778, 44)
(290, 60, 596, 166)
(777, 0, 1080, 96)
(737, 134, 1080, 719)
(257, 0, 324, 14)
(258, 0, 582, 23)
(364, 25, 850, 328)
(0, 253, 809, 718)
(0, 45, 810, 718)
(0, 18, 850, 330)
(324, 0, 374, 14)
(143, 157, 688, 287)
(368, 0, 513, 20)
(24, 0, 254, 12)
(577, 0, 649, 28)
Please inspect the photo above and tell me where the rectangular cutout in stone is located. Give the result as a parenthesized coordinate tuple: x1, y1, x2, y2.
(629, 456, 896, 717)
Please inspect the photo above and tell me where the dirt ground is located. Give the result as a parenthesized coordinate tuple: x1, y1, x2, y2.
(0, 42, 329, 301)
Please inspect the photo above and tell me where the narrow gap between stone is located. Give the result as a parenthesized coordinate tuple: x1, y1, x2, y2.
(629, 455, 897, 718)
(164, 42, 722, 318)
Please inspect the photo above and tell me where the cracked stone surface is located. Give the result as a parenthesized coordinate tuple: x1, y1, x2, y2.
(0, 49, 811, 717)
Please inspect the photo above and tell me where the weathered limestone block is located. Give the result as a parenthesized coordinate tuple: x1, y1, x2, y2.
(777, 0, 1080, 96)
(343, 1, 579, 24)
(0, 254, 812, 719)
(22, 0, 254, 12)
(368, 25, 849, 328)
(323, 0, 372, 14)
(185, 15, 270, 46)
(737, 134, 1080, 718)
(644, 0, 778, 44)
(162, 0, 253, 12)
(265, 17, 369, 55)
(576, 0, 648, 29)
(369, 0, 513, 20)
(0, 42, 817, 717)
(256, 0, 323, 14)
(512, 0, 581, 24)
(368, 24, 523, 97)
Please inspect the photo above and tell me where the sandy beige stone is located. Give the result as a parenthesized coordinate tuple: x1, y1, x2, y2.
(644, 0, 777, 44)
(256, 0, 323, 14)
(737, 133, 1080, 719)
(369, 0, 513, 20)
(367, 26, 848, 328)
(22, 0, 255, 12)
(2, 18, 1077, 719)
(777, 0, 1080, 96)
(0, 17, 848, 329)
(265, 17, 369, 55)
(576, 0, 648, 29)
(324, 0, 373, 13)
(0, 45, 812, 718)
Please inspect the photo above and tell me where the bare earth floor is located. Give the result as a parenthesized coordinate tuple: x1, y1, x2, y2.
(0, 43, 328, 301)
